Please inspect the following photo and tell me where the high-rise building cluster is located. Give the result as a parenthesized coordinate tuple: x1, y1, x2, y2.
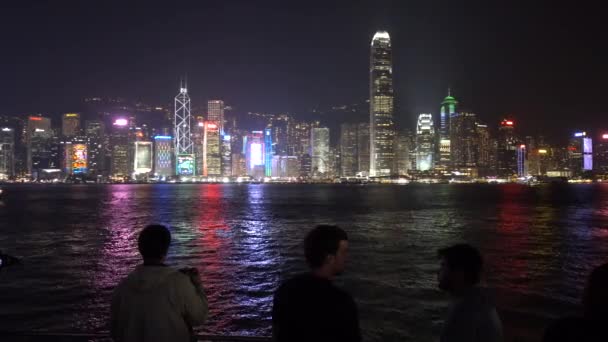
(0, 30, 605, 183)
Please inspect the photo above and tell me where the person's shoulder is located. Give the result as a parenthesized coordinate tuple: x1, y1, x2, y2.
(332, 283, 355, 304)
(275, 274, 315, 294)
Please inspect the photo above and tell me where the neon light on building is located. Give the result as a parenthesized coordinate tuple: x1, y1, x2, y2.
(72, 144, 87, 174)
(264, 128, 273, 176)
(154, 136, 173, 177)
(177, 155, 195, 176)
(517, 144, 526, 177)
(113, 118, 128, 126)
(583, 137, 593, 171)
(250, 143, 263, 169)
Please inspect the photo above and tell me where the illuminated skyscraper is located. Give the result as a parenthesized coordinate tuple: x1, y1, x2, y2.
(175, 81, 194, 175)
(221, 135, 232, 177)
(110, 118, 131, 179)
(207, 100, 225, 134)
(203, 121, 221, 177)
(154, 135, 174, 178)
(270, 114, 290, 155)
(62, 113, 81, 138)
(497, 119, 518, 177)
(595, 133, 608, 175)
(416, 114, 435, 171)
(246, 131, 265, 179)
(569, 132, 592, 176)
(64, 137, 88, 175)
(439, 91, 457, 168)
(340, 123, 358, 177)
(517, 144, 527, 177)
(193, 119, 205, 176)
(0, 127, 15, 179)
(85, 120, 105, 176)
(26, 116, 53, 177)
(369, 31, 395, 176)
(394, 131, 413, 176)
(311, 127, 330, 177)
(450, 112, 478, 168)
(134, 141, 153, 176)
(475, 123, 492, 174)
(357, 123, 370, 175)
(264, 128, 273, 176)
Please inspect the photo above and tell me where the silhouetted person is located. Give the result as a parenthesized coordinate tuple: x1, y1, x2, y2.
(272, 225, 361, 342)
(437, 244, 503, 342)
(543, 263, 608, 342)
(110, 225, 208, 342)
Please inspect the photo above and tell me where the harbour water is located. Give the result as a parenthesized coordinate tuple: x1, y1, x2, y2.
(1, 183, 607, 341)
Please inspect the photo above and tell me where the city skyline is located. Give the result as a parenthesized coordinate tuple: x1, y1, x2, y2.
(1, 2, 607, 139)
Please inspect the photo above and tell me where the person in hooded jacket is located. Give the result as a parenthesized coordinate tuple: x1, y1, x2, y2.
(110, 225, 208, 342)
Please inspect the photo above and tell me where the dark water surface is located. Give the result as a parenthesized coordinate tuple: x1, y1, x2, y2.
(1, 184, 608, 341)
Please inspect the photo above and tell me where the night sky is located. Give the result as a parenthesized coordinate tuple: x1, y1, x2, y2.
(1, 1, 606, 139)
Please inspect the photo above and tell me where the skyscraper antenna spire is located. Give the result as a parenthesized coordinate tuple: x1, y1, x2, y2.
(448, 87, 451, 97)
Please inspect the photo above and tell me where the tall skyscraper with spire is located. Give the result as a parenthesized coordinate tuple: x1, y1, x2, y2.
(174, 80, 194, 175)
(369, 31, 395, 177)
(439, 89, 458, 168)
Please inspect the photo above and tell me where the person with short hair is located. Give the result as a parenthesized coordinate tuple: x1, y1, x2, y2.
(272, 225, 361, 342)
(110, 225, 208, 342)
(543, 263, 608, 342)
(437, 244, 503, 342)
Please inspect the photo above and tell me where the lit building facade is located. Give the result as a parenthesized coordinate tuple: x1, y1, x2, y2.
(439, 91, 457, 168)
(203, 121, 221, 177)
(134, 141, 153, 175)
(369, 31, 395, 176)
(64, 138, 88, 175)
(450, 112, 478, 168)
(26, 116, 54, 177)
(265, 128, 273, 176)
(311, 127, 330, 177)
(475, 123, 493, 175)
(207, 100, 225, 134)
(221, 135, 232, 177)
(300, 153, 312, 178)
(394, 131, 413, 176)
(497, 119, 518, 177)
(271, 155, 299, 178)
(110, 118, 131, 179)
(340, 123, 358, 177)
(595, 133, 608, 175)
(415, 114, 435, 171)
(0, 127, 15, 179)
(357, 123, 370, 175)
(154, 136, 174, 178)
(85, 120, 105, 176)
(246, 131, 265, 179)
(270, 114, 291, 155)
(569, 132, 593, 177)
(517, 144, 527, 177)
(62, 113, 81, 138)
